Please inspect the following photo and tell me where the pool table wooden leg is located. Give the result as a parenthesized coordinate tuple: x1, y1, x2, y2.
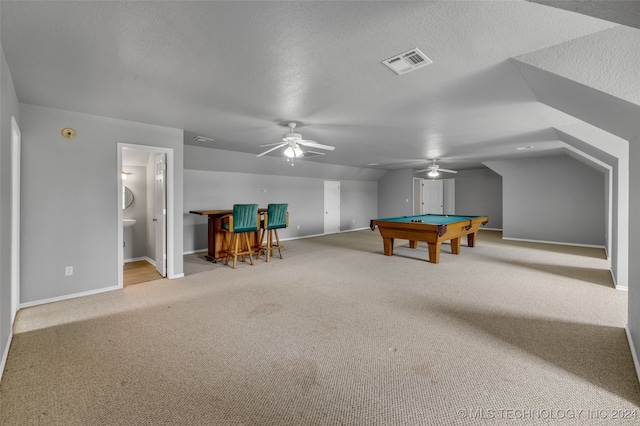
(383, 238, 394, 255)
(451, 237, 461, 254)
(427, 242, 441, 264)
(467, 232, 477, 247)
(409, 240, 418, 249)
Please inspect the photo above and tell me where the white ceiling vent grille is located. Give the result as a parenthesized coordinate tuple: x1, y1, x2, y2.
(192, 135, 214, 143)
(382, 48, 432, 75)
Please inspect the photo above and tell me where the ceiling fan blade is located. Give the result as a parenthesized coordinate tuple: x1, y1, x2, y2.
(439, 168, 458, 173)
(415, 168, 430, 173)
(298, 140, 335, 151)
(258, 141, 287, 148)
(256, 143, 287, 157)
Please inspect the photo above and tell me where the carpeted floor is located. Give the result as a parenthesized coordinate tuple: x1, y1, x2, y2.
(1, 230, 638, 425)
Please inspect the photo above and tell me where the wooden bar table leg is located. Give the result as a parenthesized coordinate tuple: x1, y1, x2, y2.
(205, 215, 217, 262)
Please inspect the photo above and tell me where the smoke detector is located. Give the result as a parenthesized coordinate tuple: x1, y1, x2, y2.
(382, 48, 432, 75)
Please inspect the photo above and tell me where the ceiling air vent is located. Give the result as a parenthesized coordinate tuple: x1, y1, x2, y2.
(192, 135, 214, 143)
(382, 48, 432, 75)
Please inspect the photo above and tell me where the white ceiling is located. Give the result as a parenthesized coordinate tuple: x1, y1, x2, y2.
(1, 1, 637, 171)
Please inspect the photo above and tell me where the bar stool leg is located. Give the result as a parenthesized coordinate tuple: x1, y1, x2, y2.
(265, 229, 272, 262)
(244, 233, 254, 266)
(274, 229, 283, 259)
(256, 228, 266, 260)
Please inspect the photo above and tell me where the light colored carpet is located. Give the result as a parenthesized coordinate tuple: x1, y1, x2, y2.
(1, 230, 638, 425)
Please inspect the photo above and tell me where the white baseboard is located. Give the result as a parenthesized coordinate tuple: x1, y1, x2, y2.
(182, 228, 371, 255)
(501, 236, 605, 250)
(625, 325, 640, 384)
(340, 227, 371, 233)
(124, 256, 155, 266)
(608, 270, 628, 291)
(183, 248, 207, 255)
(0, 329, 13, 383)
(19, 285, 121, 309)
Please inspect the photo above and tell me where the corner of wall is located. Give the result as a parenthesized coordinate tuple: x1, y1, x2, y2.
(625, 325, 640, 384)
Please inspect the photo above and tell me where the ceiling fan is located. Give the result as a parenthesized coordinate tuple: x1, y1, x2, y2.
(256, 123, 335, 159)
(416, 159, 458, 177)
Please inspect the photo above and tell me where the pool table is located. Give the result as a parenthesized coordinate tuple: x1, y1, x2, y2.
(369, 214, 488, 264)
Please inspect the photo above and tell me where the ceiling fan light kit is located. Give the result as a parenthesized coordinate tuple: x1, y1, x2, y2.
(416, 159, 458, 178)
(284, 144, 303, 158)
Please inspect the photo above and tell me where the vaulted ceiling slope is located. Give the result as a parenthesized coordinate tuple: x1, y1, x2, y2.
(1, 1, 638, 170)
(526, 0, 640, 30)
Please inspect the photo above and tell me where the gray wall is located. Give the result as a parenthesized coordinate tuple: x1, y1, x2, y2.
(454, 168, 503, 229)
(0, 45, 19, 373)
(340, 180, 378, 231)
(377, 169, 415, 218)
(19, 104, 184, 304)
(183, 145, 379, 253)
(486, 155, 605, 246)
(629, 133, 640, 365)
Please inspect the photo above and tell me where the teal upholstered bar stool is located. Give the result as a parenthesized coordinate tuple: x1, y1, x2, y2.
(257, 203, 289, 262)
(221, 204, 259, 269)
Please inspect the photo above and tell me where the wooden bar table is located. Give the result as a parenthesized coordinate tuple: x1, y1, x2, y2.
(190, 208, 266, 262)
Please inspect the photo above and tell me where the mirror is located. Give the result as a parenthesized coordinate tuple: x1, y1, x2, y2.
(123, 186, 134, 209)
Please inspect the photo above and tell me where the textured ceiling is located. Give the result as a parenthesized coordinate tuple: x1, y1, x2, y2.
(1, 0, 635, 171)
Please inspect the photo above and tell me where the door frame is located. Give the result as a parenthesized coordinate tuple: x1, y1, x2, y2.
(117, 143, 174, 288)
(153, 152, 167, 277)
(10, 116, 21, 324)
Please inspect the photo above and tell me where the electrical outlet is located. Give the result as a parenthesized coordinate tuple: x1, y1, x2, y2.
(65, 266, 73, 276)
(297, 225, 300, 230)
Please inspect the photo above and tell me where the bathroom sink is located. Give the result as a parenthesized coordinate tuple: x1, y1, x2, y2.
(123, 219, 137, 227)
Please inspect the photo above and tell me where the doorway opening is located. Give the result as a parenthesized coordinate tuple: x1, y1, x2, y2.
(117, 143, 173, 288)
(412, 177, 455, 215)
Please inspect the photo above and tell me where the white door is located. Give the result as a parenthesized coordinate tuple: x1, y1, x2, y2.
(423, 179, 444, 214)
(154, 154, 167, 277)
(324, 181, 340, 234)
(11, 117, 21, 325)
